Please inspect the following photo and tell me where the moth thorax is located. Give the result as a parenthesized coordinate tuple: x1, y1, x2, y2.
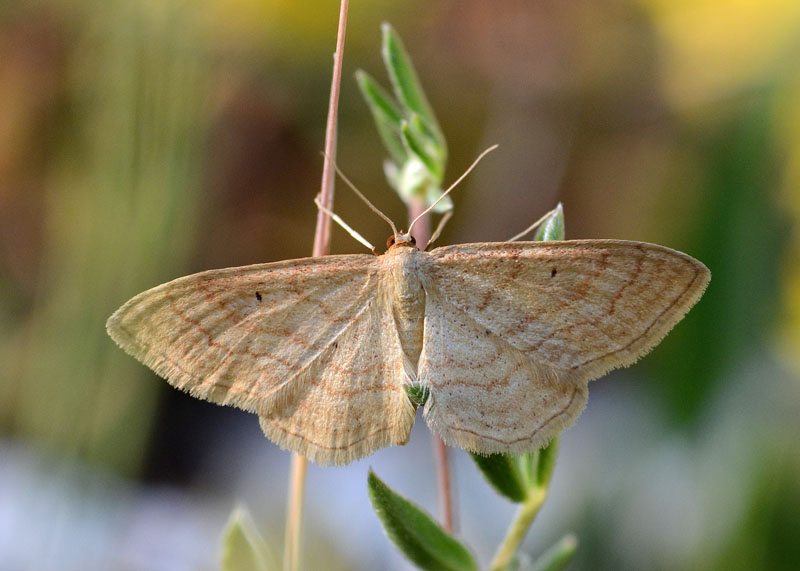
(384, 248, 426, 367)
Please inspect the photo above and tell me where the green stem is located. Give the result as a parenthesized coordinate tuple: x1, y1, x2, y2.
(490, 486, 548, 571)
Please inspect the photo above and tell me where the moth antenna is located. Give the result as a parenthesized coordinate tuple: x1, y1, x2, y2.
(425, 210, 453, 250)
(408, 144, 499, 236)
(321, 152, 399, 239)
(314, 196, 379, 254)
(507, 202, 564, 242)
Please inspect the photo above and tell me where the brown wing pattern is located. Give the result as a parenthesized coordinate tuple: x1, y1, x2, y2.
(106, 254, 385, 415)
(418, 287, 588, 454)
(259, 286, 415, 465)
(425, 240, 710, 385)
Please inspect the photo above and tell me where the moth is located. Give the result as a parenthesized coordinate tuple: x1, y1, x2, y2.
(106, 210, 709, 466)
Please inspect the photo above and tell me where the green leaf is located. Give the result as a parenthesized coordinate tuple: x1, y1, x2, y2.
(359, 24, 451, 214)
(368, 470, 477, 571)
(405, 384, 430, 409)
(424, 184, 454, 214)
(392, 158, 453, 214)
(517, 451, 536, 488)
(221, 506, 279, 571)
(355, 69, 404, 124)
(534, 203, 565, 242)
(529, 534, 578, 571)
(409, 113, 444, 160)
(401, 121, 442, 182)
(381, 22, 445, 150)
(393, 156, 432, 199)
(470, 453, 528, 503)
(355, 69, 408, 165)
(535, 438, 559, 487)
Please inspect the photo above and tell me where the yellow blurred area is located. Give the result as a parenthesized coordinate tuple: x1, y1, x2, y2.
(197, 0, 338, 56)
(641, 0, 800, 104)
(195, 0, 408, 58)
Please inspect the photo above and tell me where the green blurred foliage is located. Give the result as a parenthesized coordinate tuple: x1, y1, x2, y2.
(650, 99, 788, 423)
(2, 0, 210, 474)
(221, 506, 281, 571)
(715, 454, 800, 571)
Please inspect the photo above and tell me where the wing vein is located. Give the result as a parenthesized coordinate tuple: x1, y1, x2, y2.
(571, 262, 703, 370)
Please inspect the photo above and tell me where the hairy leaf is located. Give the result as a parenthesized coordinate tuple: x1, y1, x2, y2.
(368, 471, 476, 571)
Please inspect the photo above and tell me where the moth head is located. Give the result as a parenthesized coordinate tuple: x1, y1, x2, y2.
(387, 233, 416, 250)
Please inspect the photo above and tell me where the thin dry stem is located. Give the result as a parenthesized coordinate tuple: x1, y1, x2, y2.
(284, 454, 309, 571)
(433, 432, 455, 533)
(285, 2, 348, 570)
(311, 0, 349, 258)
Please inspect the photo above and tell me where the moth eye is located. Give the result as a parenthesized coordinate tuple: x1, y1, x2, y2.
(386, 235, 396, 248)
(409, 235, 417, 246)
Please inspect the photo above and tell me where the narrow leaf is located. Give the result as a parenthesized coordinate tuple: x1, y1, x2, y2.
(405, 384, 430, 409)
(394, 157, 432, 200)
(401, 121, 442, 182)
(355, 69, 404, 124)
(534, 203, 565, 242)
(381, 22, 445, 149)
(521, 452, 537, 486)
(392, 159, 453, 214)
(470, 453, 528, 503)
(409, 113, 446, 164)
(529, 534, 578, 571)
(368, 470, 477, 571)
(221, 506, 279, 571)
(355, 69, 408, 165)
(535, 438, 559, 488)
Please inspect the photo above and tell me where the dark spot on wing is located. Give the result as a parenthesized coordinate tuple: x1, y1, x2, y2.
(551, 268, 557, 278)
(255, 291, 262, 301)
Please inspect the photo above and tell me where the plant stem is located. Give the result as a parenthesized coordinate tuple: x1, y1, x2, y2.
(433, 434, 454, 532)
(284, 2, 348, 570)
(409, 197, 431, 245)
(490, 486, 548, 571)
(313, 0, 349, 258)
(409, 196, 455, 533)
(284, 453, 308, 571)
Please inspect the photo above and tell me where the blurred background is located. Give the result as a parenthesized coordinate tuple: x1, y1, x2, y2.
(2, 0, 799, 569)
